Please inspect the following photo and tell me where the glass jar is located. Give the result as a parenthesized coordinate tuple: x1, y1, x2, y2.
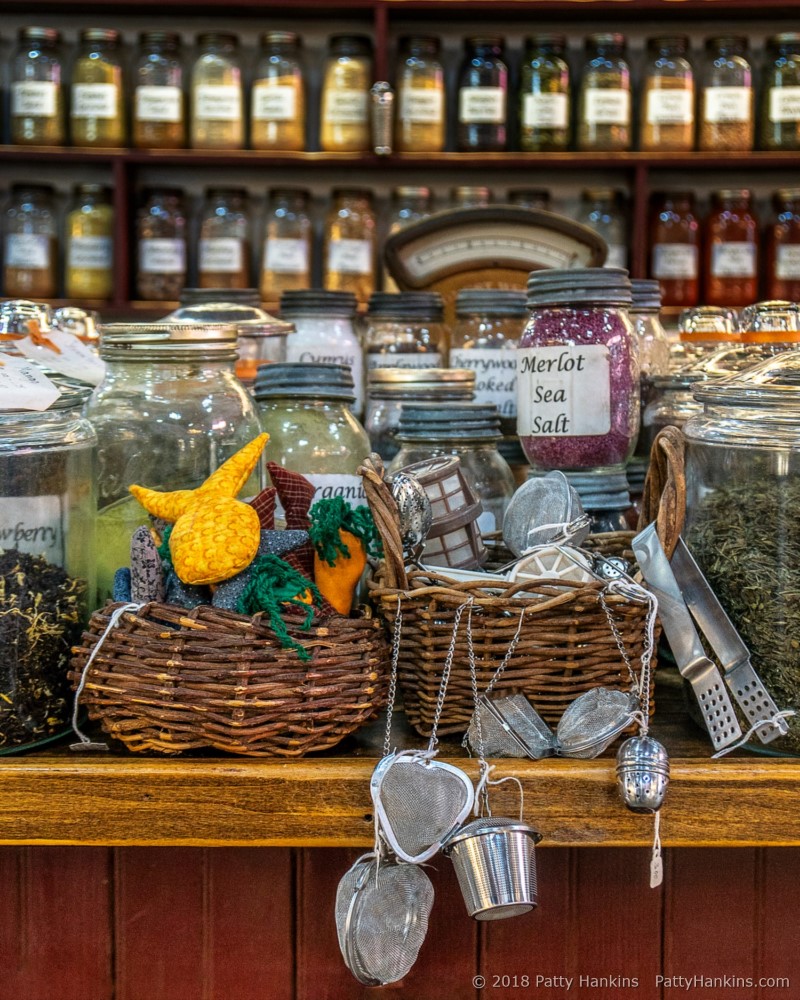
(630, 279, 671, 377)
(384, 186, 432, 292)
(649, 191, 700, 308)
(518, 267, 639, 471)
(641, 36, 694, 152)
(450, 288, 527, 435)
(457, 37, 508, 152)
(698, 36, 753, 152)
(577, 33, 632, 152)
(641, 371, 705, 456)
(320, 35, 373, 153)
(190, 33, 244, 150)
(738, 301, 800, 343)
(280, 289, 364, 417)
(766, 188, 800, 301)
(365, 367, 475, 461)
(323, 188, 376, 303)
(71, 28, 125, 148)
(3, 183, 58, 299)
(395, 36, 446, 153)
(704, 188, 759, 308)
(65, 183, 114, 300)
(136, 187, 188, 301)
(683, 351, 800, 754)
(365, 292, 447, 370)
(761, 33, 800, 151)
(679, 305, 738, 343)
(520, 35, 570, 152)
(260, 188, 312, 299)
(508, 189, 552, 211)
(133, 31, 186, 149)
(10, 26, 66, 146)
(198, 187, 251, 290)
(87, 322, 262, 599)
(254, 362, 370, 510)
(251, 31, 305, 152)
(450, 186, 492, 209)
(577, 188, 628, 270)
(0, 386, 96, 751)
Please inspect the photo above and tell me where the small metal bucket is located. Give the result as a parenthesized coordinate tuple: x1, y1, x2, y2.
(444, 817, 542, 921)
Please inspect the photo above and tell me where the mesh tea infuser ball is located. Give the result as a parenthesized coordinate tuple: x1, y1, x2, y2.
(616, 735, 670, 812)
(503, 471, 591, 557)
(390, 472, 432, 559)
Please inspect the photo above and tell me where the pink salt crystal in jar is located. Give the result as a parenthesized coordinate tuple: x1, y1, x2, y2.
(517, 267, 640, 471)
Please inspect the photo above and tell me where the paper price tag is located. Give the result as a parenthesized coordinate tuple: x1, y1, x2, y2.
(0, 354, 61, 411)
(16, 331, 106, 386)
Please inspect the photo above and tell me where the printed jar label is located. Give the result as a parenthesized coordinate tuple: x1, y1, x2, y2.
(327, 238, 372, 275)
(0, 495, 66, 563)
(264, 237, 309, 274)
(139, 237, 186, 274)
(252, 83, 296, 121)
(0, 354, 61, 412)
(458, 86, 506, 124)
(199, 237, 243, 274)
(17, 329, 106, 386)
(523, 92, 568, 129)
(72, 83, 118, 119)
(194, 85, 242, 121)
(604, 244, 628, 270)
(652, 243, 698, 280)
(769, 86, 800, 122)
(399, 88, 444, 124)
(584, 88, 630, 125)
(287, 334, 364, 414)
(304, 473, 367, 509)
(703, 86, 751, 123)
(449, 347, 517, 416)
(776, 244, 800, 279)
(711, 242, 757, 278)
(135, 85, 183, 123)
(6, 234, 50, 269)
(12, 81, 57, 117)
(324, 89, 368, 124)
(517, 344, 611, 437)
(367, 352, 442, 370)
(68, 235, 113, 270)
(646, 89, 693, 125)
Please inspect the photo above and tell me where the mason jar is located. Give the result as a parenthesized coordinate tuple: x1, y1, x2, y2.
(577, 188, 628, 270)
(65, 183, 114, 301)
(738, 300, 800, 343)
(679, 305, 738, 343)
(133, 31, 186, 149)
(70, 28, 125, 148)
(630, 279, 671, 377)
(251, 31, 305, 151)
(519, 34, 570, 152)
(323, 188, 376, 303)
(457, 37, 508, 152)
(766, 188, 800, 301)
(641, 371, 705, 457)
(640, 36, 695, 152)
(3, 183, 58, 299)
(395, 36, 446, 153)
(190, 33, 244, 150)
(649, 191, 700, 308)
(698, 36, 753, 151)
(577, 33, 632, 152)
(365, 292, 447, 370)
(319, 35, 373, 153)
(10, 26, 66, 146)
(197, 187, 251, 290)
(136, 187, 188, 301)
(761, 33, 800, 151)
(703, 188, 759, 308)
(260, 188, 312, 298)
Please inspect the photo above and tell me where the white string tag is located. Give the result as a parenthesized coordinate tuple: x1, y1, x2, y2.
(649, 809, 664, 888)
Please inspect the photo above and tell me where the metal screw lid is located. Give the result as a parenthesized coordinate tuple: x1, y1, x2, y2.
(99, 322, 238, 361)
(280, 289, 358, 319)
(397, 402, 503, 442)
(563, 468, 631, 511)
(527, 267, 632, 308)
(80, 28, 121, 44)
(456, 289, 527, 318)
(367, 292, 444, 322)
(630, 279, 662, 312)
(254, 361, 356, 402)
(20, 27, 61, 44)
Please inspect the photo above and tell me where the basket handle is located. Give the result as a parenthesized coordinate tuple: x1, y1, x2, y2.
(359, 454, 409, 591)
(637, 426, 686, 559)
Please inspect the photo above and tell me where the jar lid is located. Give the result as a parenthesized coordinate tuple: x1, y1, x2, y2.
(679, 305, 737, 336)
(81, 28, 120, 44)
(269, 186, 310, 201)
(451, 186, 492, 202)
(706, 35, 747, 51)
(465, 36, 505, 49)
(508, 188, 551, 208)
(497, 435, 529, 465)
(626, 457, 648, 495)
(581, 187, 623, 203)
(648, 35, 689, 51)
(527, 267, 632, 308)
(280, 289, 357, 319)
(332, 187, 373, 202)
(329, 35, 373, 57)
(712, 188, 752, 201)
(140, 31, 181, 46)
(776, 188, 800, 202)
(99, 323, 239, 359)
(697, 343, 787, 378)
(10, 182, 54, 196)
(693, 350, 800, 408)
(197, 32, 238, 47)
(141, 186, 185, 201)
(261, 31, 300, 46)
(368, 367, 474, 387)
(587, 32, 626, 48)
(165, 296, 293, 337)
(738, 301, 800, 335)
(393, 186, 432, 200)
(524, 34, 566, 50)
(20, 26, 61, 44)
(456, 289, 528, 318)
(397, 402, 502, 442)
(770, 32, 800, 46)
(630, 279, 662, 312)
(563, 469, 631, 511)
(367, 292, 444, 322)
(647, 370, 707, 391)
(399, 35, 441, 54)
(254, 362, 355, 402)
(204, 186, 248, 200)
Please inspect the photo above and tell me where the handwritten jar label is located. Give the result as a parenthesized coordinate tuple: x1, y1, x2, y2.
(0, 354, 61, 411)
(199, 237, 244, 274)
(458, 86, 506, 124)
(327, 238, 372, 275)
(72, 83, 118, 119)
(777, 244, 800, 279)
(711, 243, 757, 278)
(139, 237, 186, 274)
(367, 352, 442, 370)
(264, 237, 309, 274)
(653, 243, 698, 280)
(135, 85, 183, 123)
(286, 335, 364, 415)
(324, 89, 368, 124)
(449, 347, 517, 417)
(646, 89, 693, 125)
(0, 495, 66, 563)
(769, 86, 800, 123)
(6, 234, 50, 270)
(252, 83, 296, 121)
(194, 85, 242, 121)
(12, 81, 57, 117)
(703, 86, 751, 123)
(523, 92, 568, 129)
(517, 345, 611, 437)
(584, 88, 630, 126)
(400, 88, 444, 124)
(68, 235, 113, 270)
(303, 473, 367, 509)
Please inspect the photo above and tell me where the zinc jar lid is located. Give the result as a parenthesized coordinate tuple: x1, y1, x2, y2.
(630, 279, 662, 312)
(693, 349, 800, 408)
(280, 290, 358, 319)
(367, 292, 444, 322)
(397, 402, 502, 441)
(456, 289, 527, 318)
(254, 361, 355, 402)
(527, 267, 632, 308)
(99, 323, 238, 360)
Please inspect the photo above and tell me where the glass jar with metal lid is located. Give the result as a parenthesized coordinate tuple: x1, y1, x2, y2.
(704, 188, 759, 308)
(136, 187, 188, 301)
(133, 31, 186, 149)
(630, 279, 671, 378)
(395, 36, 446, 153)
(365, 367, 476, 461)
(260, 188, 312, 299)
(457, 37, 508, 152)
(679, 304, 738, 343)
(508, 189, 551, 211)
(641, 370, 706, 457)
(10, 27, 66, 146)
(197, 187, 251, 290)
(365, 291, 447, 371)
(0, 383, 96, 752)
(70, 29, 125, 148)
(86, 322, 262, 599)
(761, 33, 800, 151)
(320, 35, 373, 153)
(649, 191, 700, 308)
(323, 188, 376, 304)
(738, 301, 800, 343)
(577, 33, 632, 152)
(519, 34, 570, 152)
(640, 36, 695, 153)
(190, 33, 244, 150)
(384, 187, 432, 293)
(698, 36, 753, 152)
(577, 189, 627, 271)
(65, 183, 114, 301)
(3, 183, 58, 299)
(252, 31, 305, 151)
(766, 189, 800, 302)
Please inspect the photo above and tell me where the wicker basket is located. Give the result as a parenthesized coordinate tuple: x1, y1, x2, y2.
(69, 603, 389, 757)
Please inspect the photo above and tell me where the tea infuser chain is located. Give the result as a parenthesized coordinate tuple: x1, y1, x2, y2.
(382, 595, 403, 757)
(599, 582, 658, 730)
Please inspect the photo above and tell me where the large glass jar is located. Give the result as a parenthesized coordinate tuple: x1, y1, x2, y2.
(699, 36, 753, 151)
(703, 188, 759, 308)
(323, 188, 376, 303)
(198, 187, 251, 290)
(3, 183, 58, 299)
(649, 191, 700, 308)
(0, 386, 96, 751)
(641, 36, 694, 152)
(577, 34, 632, 152)
(457, 37, 508, 152)
(190, 33, 244, 150)
(136, 187, 188, 301)
(761, 33, 800, 151)
(630, 279, 671, 377)
(384, 186, 432, 292)
(766, 188, 800, 301)
(133, 31, 186, 149)
(86, 322, 262, 599)
(679, 305, 738, 343)
(251, 31, 305, 152)
(577, 188, 628, 270)
(10, 27, 66, 146)
(365, 292, 447, 370)
(683, 351, 800, 754)
(254, 362, 370, 510)
(260, 188, 312, 299)
(70, 29, 125, 148)
(450, 186, 492, 209)
(395, 36, 446, 153)
(320, 35, 373, 153)
(519, 34, 570, 152)
(738, 301, 800, 343)
(517, 267, 639, 471)
(641, 371, 705, 456)
(65, 183, 114, 300)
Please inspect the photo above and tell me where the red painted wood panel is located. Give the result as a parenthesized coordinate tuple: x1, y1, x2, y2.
(757, 849, 800, 1000)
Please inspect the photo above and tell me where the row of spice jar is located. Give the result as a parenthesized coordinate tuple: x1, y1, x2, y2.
(6, 27, 800, 152)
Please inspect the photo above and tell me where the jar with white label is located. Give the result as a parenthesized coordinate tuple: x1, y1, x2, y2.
(704, 189, 758, 308)
(65, 184, 114, 301)
(577, 33, 632, 152)
(320, 35, 373, 153)
(260, 188, 312, 298)
(520, 35, 570, 152)
(198, 187, 251, 290)
(384, 186, 432, 292)
(649, 191, 700, 308)
(450, 186, 492, 209)
(766, 189, 800, 301)
(133, 31, 186, 149)
(365, 292, 447, 371)
(699, 37, 753, 151)
(10, 27, 65, 146)
(451, 288, 527, 435)
(395, 36, 446, 153)
(641, 36, 695, 152)
(738, 301, 800, 344)
(457, 37, 508, 152)
(136, 187, 188, 301)
(576, 188, 628, 271)
(251, 31, 305, 151)
(253, 362, 370, 510)
(3, 183, 58, 299)
(323, 188, 376, 303)
(190, 33, 244, 150)
(761, 34, 800, 151)
(70, 29, 125, 148)
(518, 267, 639, 472)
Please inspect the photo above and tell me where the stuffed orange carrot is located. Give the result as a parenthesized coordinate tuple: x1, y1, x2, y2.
(308, 498, 381, 616)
